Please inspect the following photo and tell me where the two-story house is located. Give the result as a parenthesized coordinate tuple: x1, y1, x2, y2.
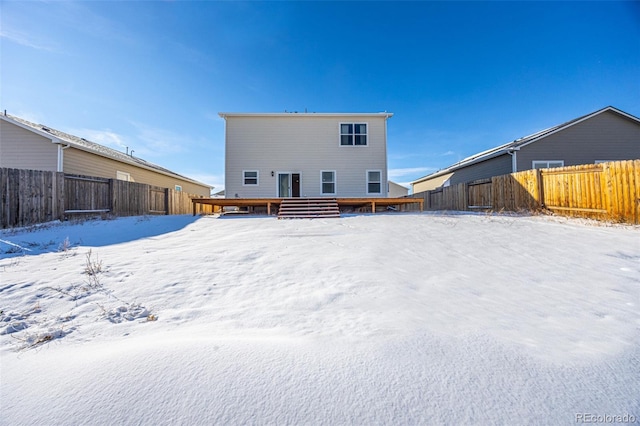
(220, 112, 393, 198)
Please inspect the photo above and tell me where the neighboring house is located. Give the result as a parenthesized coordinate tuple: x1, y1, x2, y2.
(388, 181, 409, 198)
(411, 106, 640, 193)
(220, 112, 393, 198)
(0, 113, 212, 196)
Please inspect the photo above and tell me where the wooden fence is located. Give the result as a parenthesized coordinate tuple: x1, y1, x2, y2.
(0, 168, 65, 228)
(411, 160, 640, 224)
(1, 168, 214, 228)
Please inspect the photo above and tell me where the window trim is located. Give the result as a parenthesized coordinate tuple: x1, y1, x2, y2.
(339, 122, 368, 146)
(116, 171, 131, 182)
(366, 169, 382, 195)
(532, 160, 564, 169)
(243, 170, 259, 186)
(320, 170, 336, 195)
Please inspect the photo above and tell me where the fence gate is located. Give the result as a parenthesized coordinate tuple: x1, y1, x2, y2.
(149, 186, 168, 214)
(467, 179, 492, 209)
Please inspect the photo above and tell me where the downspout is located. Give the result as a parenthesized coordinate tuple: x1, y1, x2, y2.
(57, 143, 71, 172)
(506, 147, 520, 173)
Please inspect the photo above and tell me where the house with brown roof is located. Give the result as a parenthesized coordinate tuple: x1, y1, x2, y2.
(0, 113, 212, 196)
(411, 106, 640, 193)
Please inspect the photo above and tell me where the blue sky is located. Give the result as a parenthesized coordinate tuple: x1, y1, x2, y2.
(2, 1, 639, 192)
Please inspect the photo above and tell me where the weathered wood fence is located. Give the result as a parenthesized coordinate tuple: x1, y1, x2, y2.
(1, 168, 214, 228)
(411, 160, 640, 224)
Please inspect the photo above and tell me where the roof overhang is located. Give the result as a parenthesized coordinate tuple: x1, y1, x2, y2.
(410, 149, 512, 185)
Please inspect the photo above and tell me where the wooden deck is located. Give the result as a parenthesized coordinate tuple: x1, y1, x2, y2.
(191, 197, 423, 216)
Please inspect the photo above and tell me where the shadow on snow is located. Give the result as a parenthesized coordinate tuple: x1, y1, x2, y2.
(0, 215, 202, 258)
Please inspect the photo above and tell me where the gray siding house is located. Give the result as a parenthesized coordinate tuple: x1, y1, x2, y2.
(221, 112, 393, 198)
(411, 106, 640, 193)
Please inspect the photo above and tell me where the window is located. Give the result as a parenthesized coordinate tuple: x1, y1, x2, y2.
(340, 123, 367, 146)
(116, 171, 131, 181)
(367, 170, 382, 194)
(175, 185, 182, 192)
(321, 171, 336, 195)
(243, 170, 258, 186)
(532, 161, 564, 169)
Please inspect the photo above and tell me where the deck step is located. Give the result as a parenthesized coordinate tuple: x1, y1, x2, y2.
(278, 198, 340, 219)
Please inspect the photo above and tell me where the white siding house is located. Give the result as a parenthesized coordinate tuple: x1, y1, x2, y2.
(221, 112, 393, 198)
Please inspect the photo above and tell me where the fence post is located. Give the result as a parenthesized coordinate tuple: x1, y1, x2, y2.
(536, 169, 544, 210)
(632, 159, 640, 224)
(109, 179, 116, 215)
(634, 160, 640, 225)
(0, 168, 6, 228)
(491, 176, 500, 211)
(55, 172, 63, 221)
(600, 162, 613, 221)
(462, 183, 468, 211)
(165, 188, 170, 215)
(51, 171, 58, 222)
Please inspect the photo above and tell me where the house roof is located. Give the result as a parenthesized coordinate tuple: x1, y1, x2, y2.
(219, 112, 393, 119)
(1, 113, 212, 189)
(411, 106, 640, 185)
(388, 180, 409, 190)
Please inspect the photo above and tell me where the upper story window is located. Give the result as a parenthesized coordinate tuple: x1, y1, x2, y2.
(532, 160, 564, 169)
(175, 185, 182, 192)
(340, 123, 367, 146)
(243, 170, 259, 185)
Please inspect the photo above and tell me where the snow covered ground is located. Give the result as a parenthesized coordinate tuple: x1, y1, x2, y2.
(1, 212, 639, 425)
